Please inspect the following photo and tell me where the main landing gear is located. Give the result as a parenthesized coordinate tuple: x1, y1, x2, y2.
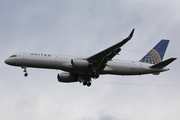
(21, 66, 28, 77)
(79, 76, 92, 87)
(81, 73, 99, 87)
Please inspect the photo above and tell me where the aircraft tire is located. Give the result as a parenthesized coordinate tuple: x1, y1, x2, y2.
(87, 82, 91, 87)
(95, 74, 99, 79)
(24, 73, 28, 77)
(83, 81, 87, 86)
(91, 73, 99, 79)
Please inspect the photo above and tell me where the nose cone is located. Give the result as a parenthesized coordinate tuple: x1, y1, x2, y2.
(5, 59, 11, 65)
(5, 59, 8, 64)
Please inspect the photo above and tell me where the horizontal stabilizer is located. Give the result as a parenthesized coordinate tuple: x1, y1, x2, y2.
(150, 58, 177, 68)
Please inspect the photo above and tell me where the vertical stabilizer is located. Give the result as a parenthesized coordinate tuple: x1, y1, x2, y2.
(139, 40, 169, 64)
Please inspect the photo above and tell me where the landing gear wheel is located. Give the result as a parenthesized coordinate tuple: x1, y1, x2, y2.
(24, 73, 28, 77)
(95, 74, 99, 78)
(83, 81, 87, 86)
(87, 82, 91, 87)
(91, 73, 99, 79)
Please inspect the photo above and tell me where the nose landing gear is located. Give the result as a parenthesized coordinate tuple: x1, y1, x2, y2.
(21, 66, 28, 77)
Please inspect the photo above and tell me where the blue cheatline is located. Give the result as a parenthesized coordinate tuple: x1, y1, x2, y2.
(139, 40, 169, 64)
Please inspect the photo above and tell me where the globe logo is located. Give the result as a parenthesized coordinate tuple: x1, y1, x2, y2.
(140, 49, 161, 64)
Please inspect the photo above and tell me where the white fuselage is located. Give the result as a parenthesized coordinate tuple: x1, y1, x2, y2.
(5, 52, 169, 76)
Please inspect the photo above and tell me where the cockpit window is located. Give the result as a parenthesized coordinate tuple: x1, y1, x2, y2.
(9, 55, 17, 58)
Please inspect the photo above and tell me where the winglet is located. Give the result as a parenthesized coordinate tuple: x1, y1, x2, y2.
(128, 29, 135, 38)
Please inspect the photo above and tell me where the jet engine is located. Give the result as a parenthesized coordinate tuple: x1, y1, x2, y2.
(57, 72, 78, 82)
(71, 58, 91, 68)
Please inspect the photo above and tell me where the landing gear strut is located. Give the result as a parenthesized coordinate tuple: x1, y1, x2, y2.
(22, 66, 28, 77)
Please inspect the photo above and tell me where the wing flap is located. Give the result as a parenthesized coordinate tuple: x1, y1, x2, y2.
(96, 48, 121, 71)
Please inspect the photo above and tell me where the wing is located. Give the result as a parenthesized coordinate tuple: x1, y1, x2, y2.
(87, 29, 135, 73)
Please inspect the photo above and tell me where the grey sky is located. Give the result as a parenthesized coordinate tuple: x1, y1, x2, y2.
(1, 0, 180, 120)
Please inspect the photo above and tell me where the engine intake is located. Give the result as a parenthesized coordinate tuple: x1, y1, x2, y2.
(57, 72, 78, 83)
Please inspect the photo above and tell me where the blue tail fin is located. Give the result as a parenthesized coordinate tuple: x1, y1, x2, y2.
(139, 40, 169, 64)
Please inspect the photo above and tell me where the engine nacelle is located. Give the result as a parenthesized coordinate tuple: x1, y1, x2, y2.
(57, 72, 78, 83)
(71, 58, 90, 68)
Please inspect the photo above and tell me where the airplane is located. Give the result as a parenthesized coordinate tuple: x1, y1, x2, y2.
(5, 29, 177, 87)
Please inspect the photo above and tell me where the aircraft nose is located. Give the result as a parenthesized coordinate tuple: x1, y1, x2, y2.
(5, 59, 10, 65)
